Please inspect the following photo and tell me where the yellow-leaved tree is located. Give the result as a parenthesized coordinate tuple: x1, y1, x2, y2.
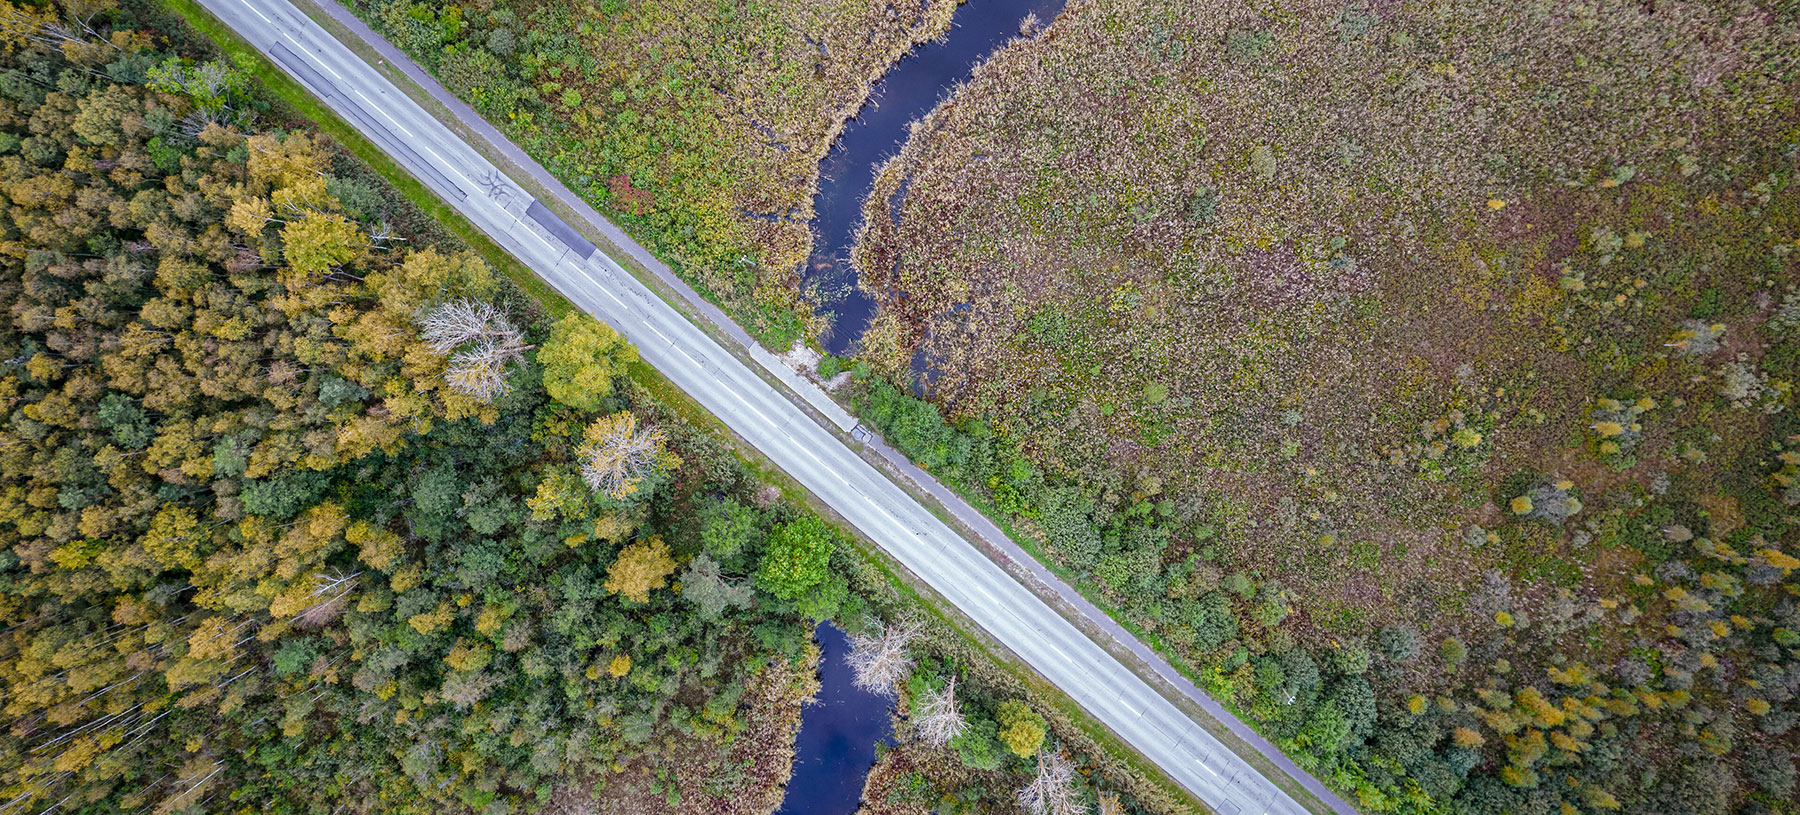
(604, 536, 677, 603)
(538, 312, 637, 411)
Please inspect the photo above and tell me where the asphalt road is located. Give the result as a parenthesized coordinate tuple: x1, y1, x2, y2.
(200, 1, 1334, 812)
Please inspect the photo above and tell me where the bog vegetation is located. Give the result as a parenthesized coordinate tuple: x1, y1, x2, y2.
(0, 1, 875, 811)
(850, 0, 1800, 812)
(342, 0, 959, 348)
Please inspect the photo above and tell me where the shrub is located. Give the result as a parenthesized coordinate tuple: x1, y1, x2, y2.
(1098, 545, 1164, 605)
(1439, 637, 1468, 665)
(1329, 637, 1372, 675)
(485, 27, 516, 57)
(1251, 581, 1291, 628)
(1513, 480, 1582, 523)
(1036, 485, 1103, 571)
(1186, 590, 1238, 651)
(1225, 28, 1273, 64)
(437, 44, 503, 96)
(1185, 187, 1218, 224)
(1378, 625, 1422, 662)
(1669, 319, 1725, 357)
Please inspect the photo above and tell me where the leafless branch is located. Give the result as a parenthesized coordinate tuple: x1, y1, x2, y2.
(911, 675, 967, 746)
(846, 619, 919, 696)
(1018, 749, 1085, 815)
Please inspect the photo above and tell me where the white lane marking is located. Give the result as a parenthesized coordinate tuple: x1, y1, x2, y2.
(265, 11, 483, 201)
(234, 0, 271, 24)
(346, 84, 477, 192)
(505, 210, 566, 260)
(279, 32, 342, 82)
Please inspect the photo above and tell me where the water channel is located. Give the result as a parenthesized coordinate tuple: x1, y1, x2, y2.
(773, 625, 892, 814)
(806, 0, 1070, 357)
(778, 3, 1071, 809)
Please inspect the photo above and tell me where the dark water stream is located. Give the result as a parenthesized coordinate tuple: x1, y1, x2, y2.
(806, 0, 1070, 357)
(773, 625, 892, 815)
(777, 5, 1073, 808)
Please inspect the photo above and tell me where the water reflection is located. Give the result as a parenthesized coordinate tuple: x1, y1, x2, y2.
(775, 624, 894, 814)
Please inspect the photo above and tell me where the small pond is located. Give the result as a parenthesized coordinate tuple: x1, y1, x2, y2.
(774, 624, 894, 814)
(806, 0, 1071, 357)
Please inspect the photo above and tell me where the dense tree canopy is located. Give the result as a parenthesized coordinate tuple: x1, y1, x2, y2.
(0, 3, 834, 811)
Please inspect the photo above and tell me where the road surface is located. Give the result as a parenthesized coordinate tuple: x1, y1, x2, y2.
(198, 1, 1345, 812)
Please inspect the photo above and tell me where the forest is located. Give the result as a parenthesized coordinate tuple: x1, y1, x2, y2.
(847, 0, 1800, 813)
(0, 1, 860, 810)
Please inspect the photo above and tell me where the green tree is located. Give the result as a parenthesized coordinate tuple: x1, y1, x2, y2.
(1377, 624, 1422, 662)
(680, 554, 753, 619)
(755, 515, 847, 620)
(756, 516, 834, 600)
(698, 496, 760, 561)
(951, 712, 1004, 771)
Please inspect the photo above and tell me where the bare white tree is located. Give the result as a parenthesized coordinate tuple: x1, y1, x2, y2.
(293, 570, 361, 628)
(846, 619, 919, 696)
(576, 412, 671, 500)
(1018, 749, 1086, 815)
(419, 300, 530, 402)
(419, 299, 510, 353)
(444, 340, 520, 402)
(911, 675, 967, 746)
(4, 2, 121, 53)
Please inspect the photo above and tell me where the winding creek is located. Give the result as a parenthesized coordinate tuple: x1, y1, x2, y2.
(778, 2, 1072, 810)
(805, 0, 1070, 357)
